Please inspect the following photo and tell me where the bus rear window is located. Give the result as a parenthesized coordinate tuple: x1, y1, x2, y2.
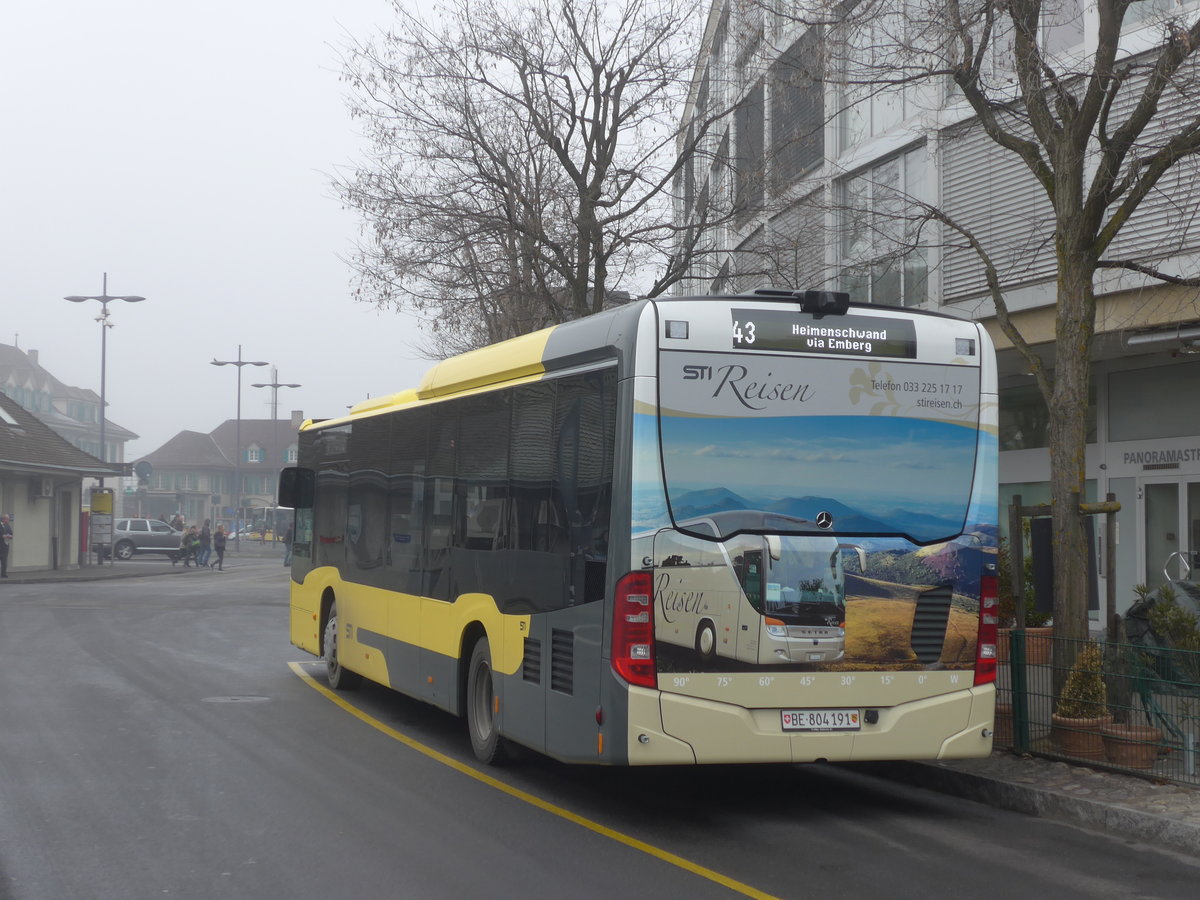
(656, 353, 983, 544)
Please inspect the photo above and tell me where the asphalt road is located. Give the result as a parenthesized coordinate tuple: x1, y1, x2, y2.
(1, 563, 1197, 899)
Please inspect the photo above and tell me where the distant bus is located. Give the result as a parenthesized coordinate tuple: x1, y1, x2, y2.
(647, 514, 866, 666)
(247, 506, 291, 541)
(281, 291, 1000, 765)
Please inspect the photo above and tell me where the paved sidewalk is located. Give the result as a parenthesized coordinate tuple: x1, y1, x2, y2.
(5, 559, 1198, 857)
(861, 751, 1200, 858)
(2, 544, 286, 583)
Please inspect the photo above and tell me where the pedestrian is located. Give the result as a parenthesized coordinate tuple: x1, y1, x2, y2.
(178, 525, 199, 567)
(198, 520, 212, 568)
(282, 522, 294, 566)
(212, 524, 227, 571)
(0, 514, 12, 578)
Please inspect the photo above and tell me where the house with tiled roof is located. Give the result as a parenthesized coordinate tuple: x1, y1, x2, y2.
(0, 390, 119, 572)
(0, 342, 138, 513)
(131, 412, 303, 532)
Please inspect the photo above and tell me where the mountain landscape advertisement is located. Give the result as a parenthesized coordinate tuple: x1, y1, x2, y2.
(668, 487, 965, 542)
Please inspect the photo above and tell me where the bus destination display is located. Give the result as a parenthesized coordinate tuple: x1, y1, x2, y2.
(731, 309, 917, 358)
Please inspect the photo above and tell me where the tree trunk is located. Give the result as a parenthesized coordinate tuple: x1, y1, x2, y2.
(1048, 247, 1097, 692)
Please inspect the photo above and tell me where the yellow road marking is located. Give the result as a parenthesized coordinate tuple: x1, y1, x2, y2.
(288, 661, 779, 900)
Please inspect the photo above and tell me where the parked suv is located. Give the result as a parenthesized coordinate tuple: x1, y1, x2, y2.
(105, 518, 183, 560)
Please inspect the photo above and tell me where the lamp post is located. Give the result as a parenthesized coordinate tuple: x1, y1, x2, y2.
(211, 346, 268, 551)
(65, 274, 146, 488)
(251, 367, 301, 532)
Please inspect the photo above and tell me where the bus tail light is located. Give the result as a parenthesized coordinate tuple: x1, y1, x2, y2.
(974, 572, 999, 686)
(612, 571, 656, 689)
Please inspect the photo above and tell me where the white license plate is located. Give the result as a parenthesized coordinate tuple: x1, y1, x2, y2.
(781, 709, 861, 732)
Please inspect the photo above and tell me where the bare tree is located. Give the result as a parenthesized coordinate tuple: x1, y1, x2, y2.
(336, 0, 728, 354)
(748, 0, 1200, 644)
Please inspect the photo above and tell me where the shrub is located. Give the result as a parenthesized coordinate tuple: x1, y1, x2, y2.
(1055, 642, 1108, 719)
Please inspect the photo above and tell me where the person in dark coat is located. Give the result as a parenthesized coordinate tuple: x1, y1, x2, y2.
(198, 521, 212, 568)
(177, 526, 199, 567)
(212, 525, 227, 571)
(0, 514, 12, 577)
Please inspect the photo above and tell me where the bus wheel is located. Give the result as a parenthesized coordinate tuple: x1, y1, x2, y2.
(324, 603, 363, 691)
(696, 620, 717, 664)
(467, 639, 508, 765)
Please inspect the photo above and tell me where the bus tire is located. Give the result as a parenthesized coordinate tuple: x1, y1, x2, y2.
(696, 620, 717, 664)
(466, 638, 508, 765)
(324, 603, 363, 691)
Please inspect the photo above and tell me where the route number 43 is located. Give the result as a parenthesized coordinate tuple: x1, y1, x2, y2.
(733, 320, 757, 345)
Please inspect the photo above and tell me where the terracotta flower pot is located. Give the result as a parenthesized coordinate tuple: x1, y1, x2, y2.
(1051, 713, 1113, 759)
(1100, 724, 1163, 769)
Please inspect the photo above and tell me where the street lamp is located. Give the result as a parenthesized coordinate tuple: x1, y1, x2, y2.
(251, 367, 301, 530)
(211, 346, 268, 551)
(65, 273, 146, 487)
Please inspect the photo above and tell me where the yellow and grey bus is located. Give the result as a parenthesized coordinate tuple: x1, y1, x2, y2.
(280, 290, 1000, 765)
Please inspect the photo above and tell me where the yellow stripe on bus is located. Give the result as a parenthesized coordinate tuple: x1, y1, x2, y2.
(417, 327, 553, 398)
(288, 661, 781, 900)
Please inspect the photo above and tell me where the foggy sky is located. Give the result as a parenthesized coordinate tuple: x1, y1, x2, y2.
(2, 0, 431, 460)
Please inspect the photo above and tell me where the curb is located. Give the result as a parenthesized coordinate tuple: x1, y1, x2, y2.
(3, 554, 282, 585)
(864, 760, 1200, 858)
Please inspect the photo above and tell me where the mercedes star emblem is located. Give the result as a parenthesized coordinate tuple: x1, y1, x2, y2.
(816, 511, 834, 529)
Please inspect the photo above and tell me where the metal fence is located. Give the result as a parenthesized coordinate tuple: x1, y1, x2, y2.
(996, 630, 1200, 787)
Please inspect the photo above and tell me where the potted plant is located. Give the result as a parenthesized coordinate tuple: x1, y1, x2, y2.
(1051, 642, 1112, 759)
(997, 535, 1053, 664)
(1100, 584, 1195, 767)
(1101, 631, 1162, 768)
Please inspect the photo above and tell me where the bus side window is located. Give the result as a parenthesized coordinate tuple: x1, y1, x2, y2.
(509, 382, 554, 553)
(554, 371, 615, 605)
(314, 470, 348, 570)
(452, 393, 511, 596)
(424, 405, 457, 601)
(388, 407, 427, 596)
(347, 416, 390, 583)
(500, 382, 561, 611)
(312, 426, 351, 571)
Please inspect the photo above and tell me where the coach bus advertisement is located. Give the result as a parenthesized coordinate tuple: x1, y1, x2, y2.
(633, 325, 999, 680)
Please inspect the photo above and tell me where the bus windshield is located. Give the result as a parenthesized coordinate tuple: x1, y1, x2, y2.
(729, 534, 847, 617)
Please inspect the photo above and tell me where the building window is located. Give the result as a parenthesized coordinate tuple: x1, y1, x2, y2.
(838, 145, 929, 306)
(770, 30, 824, 194)
(1124, 0, 1192, 29)
(247, 446, 264, 463)
(1108, 361, 1200, 442)
(837, 7, 910, 151)
(1000, 381, 1097, 450)
(286, 446, 298, 464)
(734, 80, 765, 225)
(1043, 0, 1084, 53)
